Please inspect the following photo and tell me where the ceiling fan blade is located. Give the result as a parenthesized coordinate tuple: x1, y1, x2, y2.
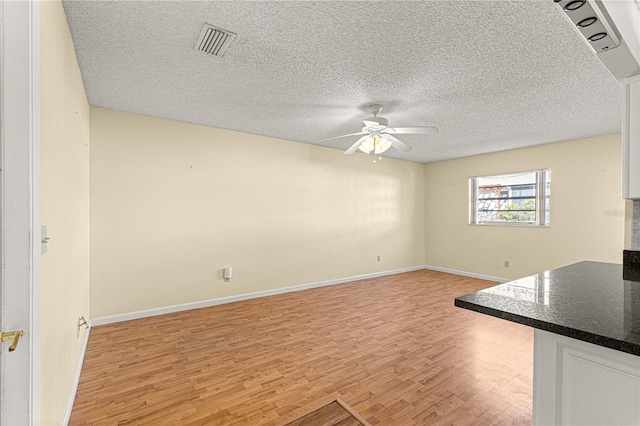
(384, 134, 412, 152)
(387, 126, 439, 135)
(318, 131, 367, 142)
(345, 135, 370, 155)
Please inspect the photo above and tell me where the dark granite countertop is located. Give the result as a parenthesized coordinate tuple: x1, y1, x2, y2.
(455, 261, 640, 356)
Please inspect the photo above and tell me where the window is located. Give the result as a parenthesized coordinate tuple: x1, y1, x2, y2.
(470, 169, 550, 226)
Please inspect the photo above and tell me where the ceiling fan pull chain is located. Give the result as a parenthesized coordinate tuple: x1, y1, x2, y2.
(373, 138, 378, 163)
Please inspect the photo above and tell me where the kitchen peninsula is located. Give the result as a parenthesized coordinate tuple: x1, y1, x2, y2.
(455, 261, 640, 425)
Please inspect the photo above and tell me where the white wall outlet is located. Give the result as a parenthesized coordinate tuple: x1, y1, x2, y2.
(504, 260, 510, 268)
(223, 267, 232, 280)
(377, 255, 381, 262)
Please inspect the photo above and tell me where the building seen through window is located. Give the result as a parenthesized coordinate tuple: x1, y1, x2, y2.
(470, 170, 550, 226)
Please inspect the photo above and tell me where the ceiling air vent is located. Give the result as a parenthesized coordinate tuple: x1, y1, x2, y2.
(194, 23, 236, 57)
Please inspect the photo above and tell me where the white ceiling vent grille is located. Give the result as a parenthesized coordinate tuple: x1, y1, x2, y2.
(194, 23, 236, 57)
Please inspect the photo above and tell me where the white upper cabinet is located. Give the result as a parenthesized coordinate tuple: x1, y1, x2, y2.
(591, 1, 640, 199)
(623, 80, 640, 199)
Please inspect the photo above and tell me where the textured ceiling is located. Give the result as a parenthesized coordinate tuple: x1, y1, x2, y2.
(62, 0, 622, 163)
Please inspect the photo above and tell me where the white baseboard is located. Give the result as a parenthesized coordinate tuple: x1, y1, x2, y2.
(62, 325, 91, 426)
(91, 265, 426, 326)
(424, 264, 509, 283)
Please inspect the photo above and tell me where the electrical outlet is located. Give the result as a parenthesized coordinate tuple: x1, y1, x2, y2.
(504, 260, 510, 268)
(223, 267, 232, 281)
(377, 255, 381, 262)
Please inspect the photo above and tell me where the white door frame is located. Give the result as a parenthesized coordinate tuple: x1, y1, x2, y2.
(1, 0, 41, 425)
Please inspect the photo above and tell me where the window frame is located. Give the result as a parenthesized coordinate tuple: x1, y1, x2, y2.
(469, 169, 550, 227)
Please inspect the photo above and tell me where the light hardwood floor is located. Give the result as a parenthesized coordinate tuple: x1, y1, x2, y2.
(70, 270, 533, 425)
(280, 396, 370, 425)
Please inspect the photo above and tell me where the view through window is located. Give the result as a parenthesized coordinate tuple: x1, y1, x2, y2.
(470, 169, 550, 226)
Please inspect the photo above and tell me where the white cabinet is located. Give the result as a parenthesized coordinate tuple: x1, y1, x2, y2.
(533, 329, 640, 425)
(623, 80, 640, 199)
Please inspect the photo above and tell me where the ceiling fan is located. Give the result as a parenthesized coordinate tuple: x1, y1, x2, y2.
(322, 104, 439, 159)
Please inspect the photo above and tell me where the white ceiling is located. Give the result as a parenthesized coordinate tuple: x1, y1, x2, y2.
(62, 0, 622, 163)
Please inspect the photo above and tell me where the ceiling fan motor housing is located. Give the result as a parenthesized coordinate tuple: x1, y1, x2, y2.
(363, 116, 389, 129)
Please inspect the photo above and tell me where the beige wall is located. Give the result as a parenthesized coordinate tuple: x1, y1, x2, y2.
(90, 108, 425, 318)
(38, 3, 628, 420)
(40, 1, 91, 424)
(425, 134, 624, 280)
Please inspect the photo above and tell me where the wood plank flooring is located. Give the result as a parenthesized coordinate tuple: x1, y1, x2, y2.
(281, 397, 370, 426)
(70, 270, 533, 425)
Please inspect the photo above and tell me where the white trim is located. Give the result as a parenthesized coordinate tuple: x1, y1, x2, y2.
(91, 266, 425, 326)
(61, 327, 90, 426)
(424, 265, 509, 283)
(30, 1, 42, 423)
(0, 1, 41, 424)
(622, 80, 640, 199)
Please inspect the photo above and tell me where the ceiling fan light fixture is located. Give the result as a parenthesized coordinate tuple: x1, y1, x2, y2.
(358, 135, 392, 155)
(328, 104, 437, 158)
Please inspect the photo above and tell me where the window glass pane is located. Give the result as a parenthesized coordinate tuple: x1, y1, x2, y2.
(470, 170, 550, 226)
(476, 172, 537, 224)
